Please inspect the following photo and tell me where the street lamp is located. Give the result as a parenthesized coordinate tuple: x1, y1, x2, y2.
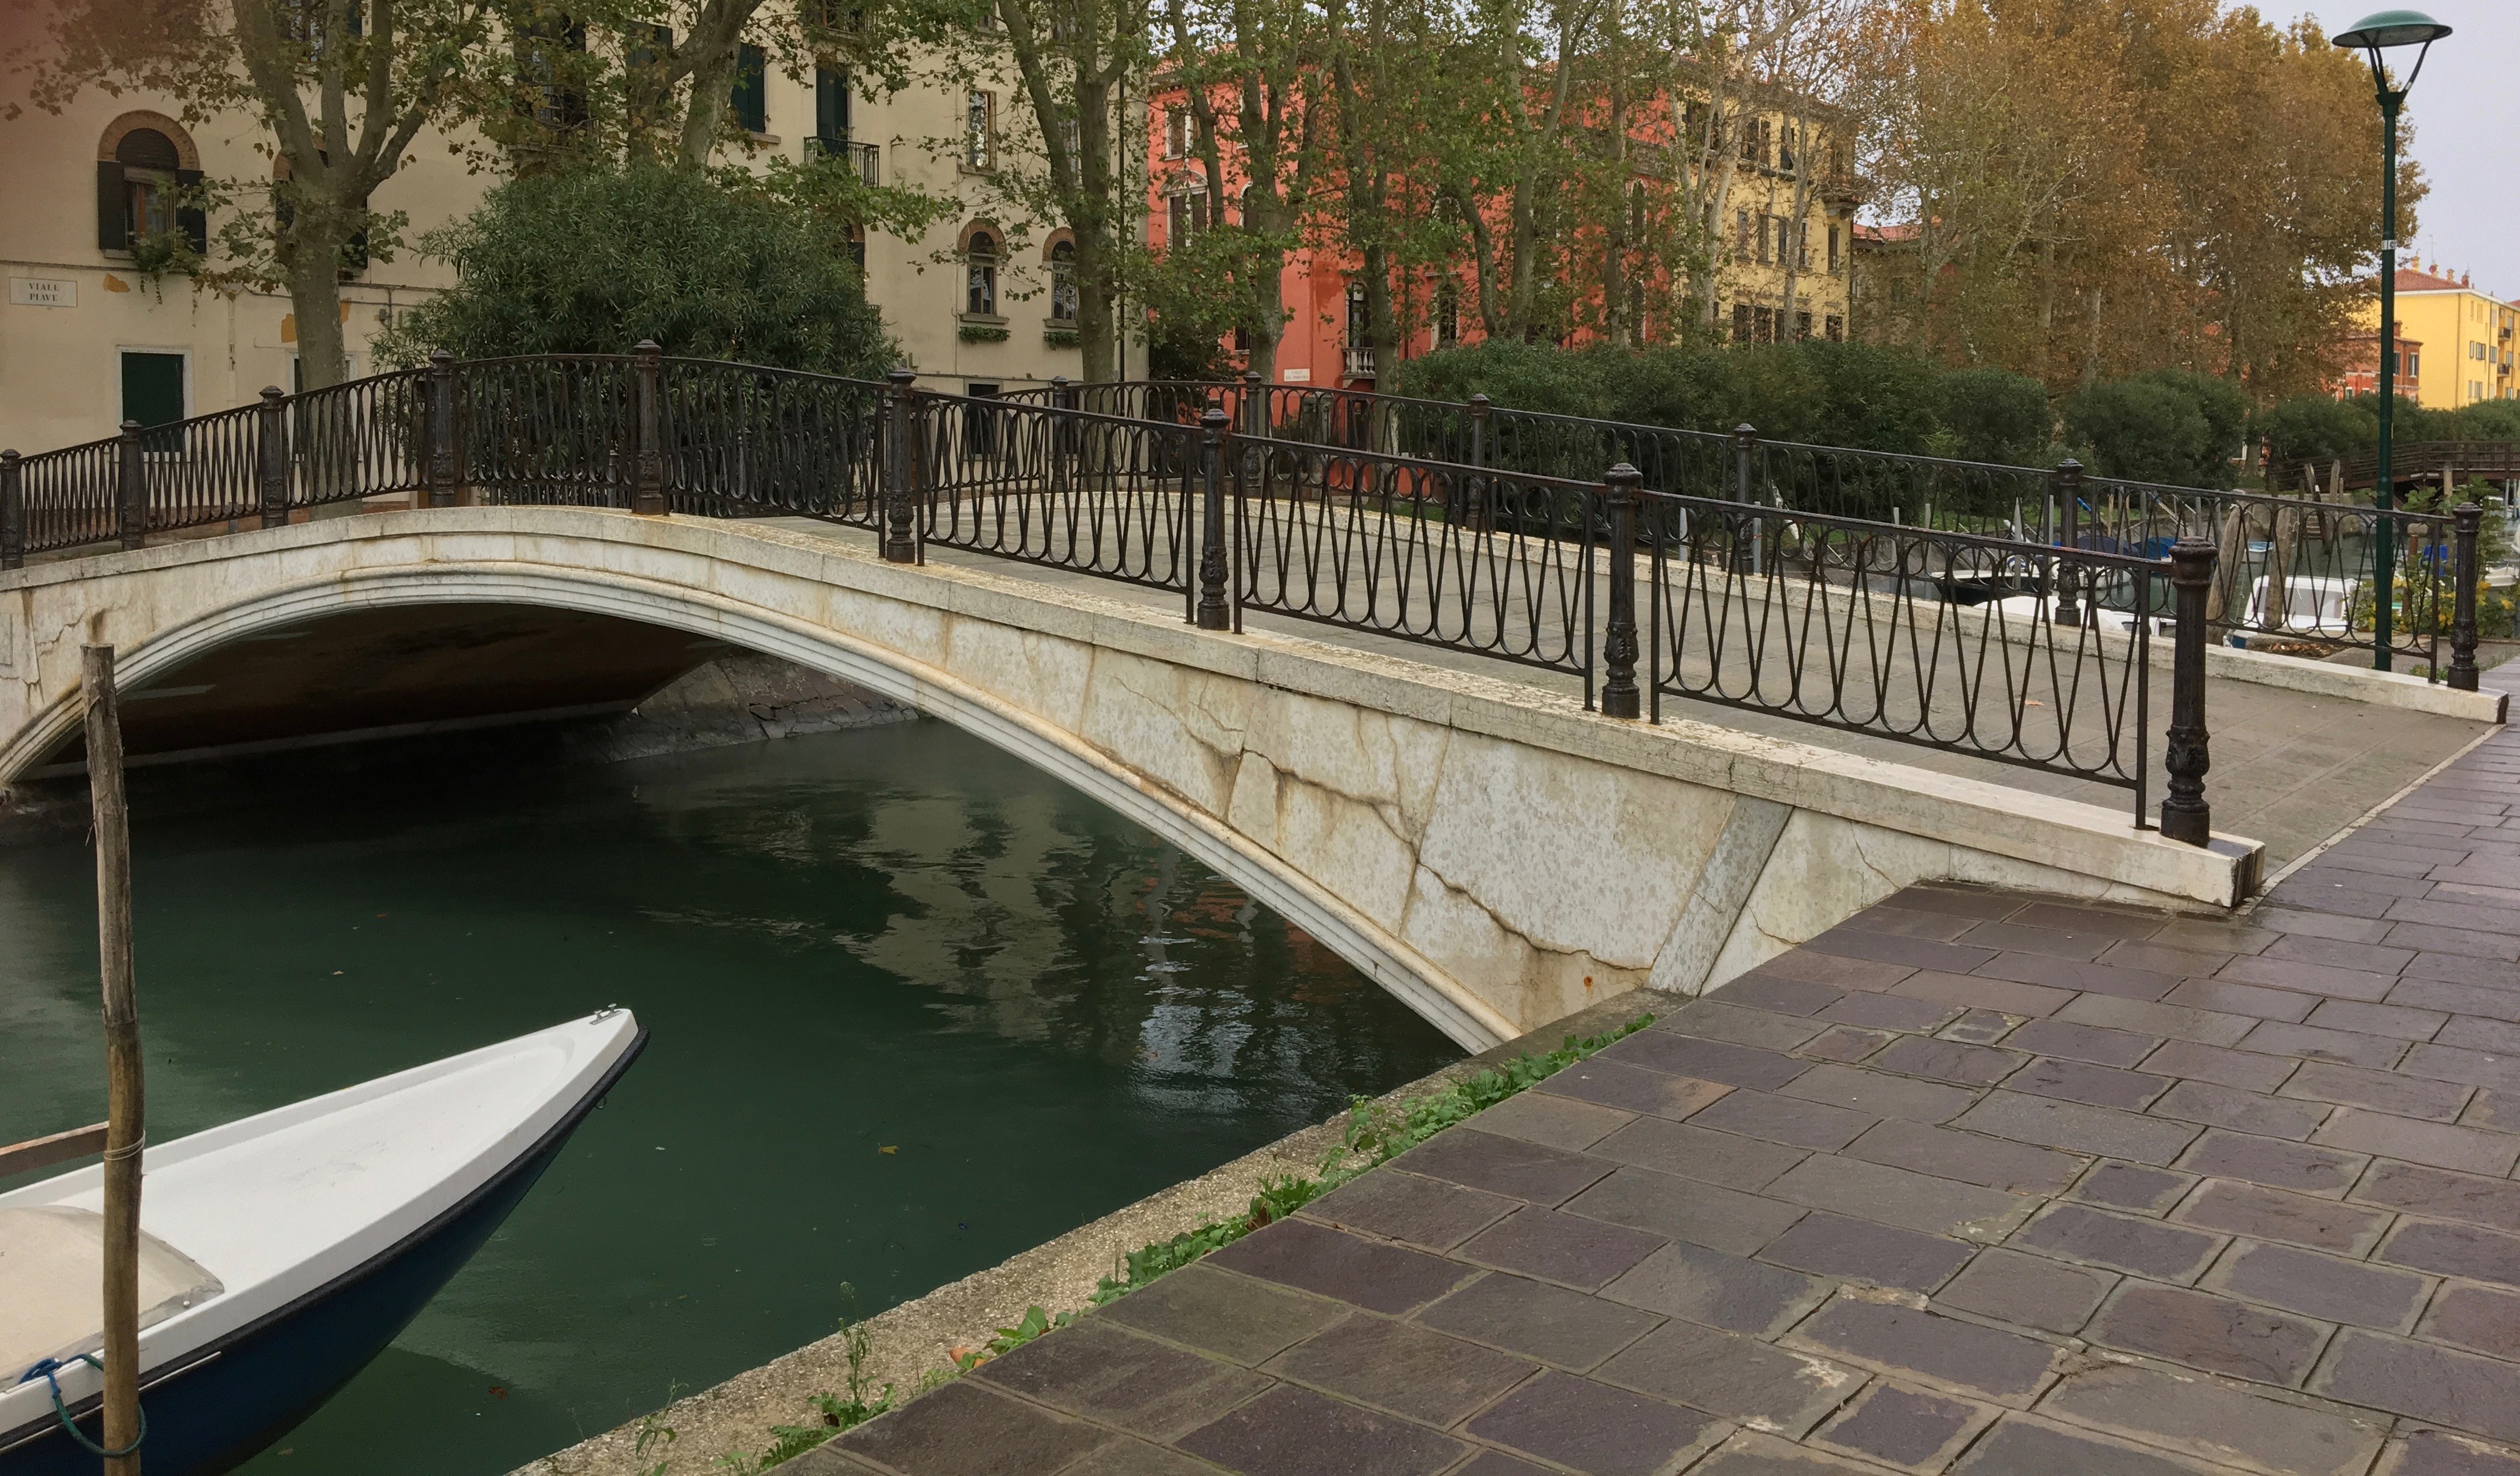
(2334, 9, 2451, 672)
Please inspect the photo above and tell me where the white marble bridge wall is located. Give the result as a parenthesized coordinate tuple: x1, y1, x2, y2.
(0, 509, 2255, 1050)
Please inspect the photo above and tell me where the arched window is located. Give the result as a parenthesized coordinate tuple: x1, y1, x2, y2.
(97, 115, 204, 256)
(1048, 240, 1077, 322)
(966, 229, 998, 317)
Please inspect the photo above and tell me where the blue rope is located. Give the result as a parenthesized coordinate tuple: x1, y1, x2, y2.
(14, 1354, 146, 1457)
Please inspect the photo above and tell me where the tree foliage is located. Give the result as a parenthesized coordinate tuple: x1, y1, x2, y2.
(2060, 367, 2246, 487)
(376, 161, 895, 374)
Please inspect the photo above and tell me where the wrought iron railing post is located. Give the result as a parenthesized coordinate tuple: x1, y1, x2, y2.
(1242, 371, 1266, 439)
(257, 387, 289, 528)
(1732, 423, 1761, 573)
(1602, 463, 1642, 719)
(117, 419, 144, 551)
(2451, 501, 2482, 692)
(883, 367, 918, 562)
(1467, 393, 1491, 530)
(1196, 407, 1231, 631)
(631, 341, 667, 516)
(2054, 459, 2083, 626)
(2162, 537, 2216, 847)
(1, 450, 21, 570)
(426, 350, 459, 509)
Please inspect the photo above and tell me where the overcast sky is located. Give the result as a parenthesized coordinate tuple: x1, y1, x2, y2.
(2296, 2, 2515, 298)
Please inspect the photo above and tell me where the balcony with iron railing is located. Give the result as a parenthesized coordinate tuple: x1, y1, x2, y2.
(809, 136, 881, 186)
(1342, 344, 1376, 379)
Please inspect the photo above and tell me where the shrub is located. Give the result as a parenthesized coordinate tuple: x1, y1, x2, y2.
(379, 163, 892, 377)
(2254, 394, 2374, 477)
(1936, 366, 2052, 465)
(2064, 369, 2247, 487)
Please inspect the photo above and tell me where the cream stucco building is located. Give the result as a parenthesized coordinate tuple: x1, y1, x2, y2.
(0, 52, 1113, 456)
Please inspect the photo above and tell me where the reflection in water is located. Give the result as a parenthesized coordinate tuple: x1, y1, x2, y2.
(0, 719, 1459, 1476)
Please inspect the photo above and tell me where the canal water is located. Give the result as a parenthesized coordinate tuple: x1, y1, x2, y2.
(0, 719, 1460, 1475)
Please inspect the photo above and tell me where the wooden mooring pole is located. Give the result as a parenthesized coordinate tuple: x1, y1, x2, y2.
(84, 642, 146, 1474)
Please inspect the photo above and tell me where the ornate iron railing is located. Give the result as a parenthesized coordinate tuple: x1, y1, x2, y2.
(11, 349, 2489, 840)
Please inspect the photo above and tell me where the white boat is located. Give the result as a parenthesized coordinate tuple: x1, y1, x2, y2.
(1, 1010, 645, 1475)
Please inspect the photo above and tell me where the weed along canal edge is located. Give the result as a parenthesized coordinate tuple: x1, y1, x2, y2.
(517, 999, 1671, 1476)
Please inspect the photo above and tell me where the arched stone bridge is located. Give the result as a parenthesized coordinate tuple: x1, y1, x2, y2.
(0, 506, 2278, 1048)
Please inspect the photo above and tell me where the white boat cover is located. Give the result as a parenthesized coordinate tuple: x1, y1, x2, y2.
(0, 1207, 225, 1377)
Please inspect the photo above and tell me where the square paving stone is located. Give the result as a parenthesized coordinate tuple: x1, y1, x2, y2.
(2179, 1129, 2368, 1195)
(1872, 1035, 2032, 1085)
(2212, 1240, 2431, 1332)
(2010, 1057, 2171, 1112)
(1596, 1318, 1862, 1437)
(2314, 1109, 2520, 1177)
(1204, 1218, 1476, 1316)
(1094, 1264, 1348, 1366)
(2378, 1219, 2520, 1289)
(1842, 1119, 2084, 1196)
(2141, 1041, 2301, 1093)
(2009, 1202, 2224, 1282)
(1758, 1211, 1974, 1294)
(2073, 1163, 2198, 1216)
(833, 1377, 1115, 1476)
(1061, 1441, 1238, 1476)
(1778, 1063, 1976, 1123)
(2172, 1179, 2392, 1255)
(1688, 1088, 1878, 1150)
(1898, 965, 2071, 1020)
(1561, 1165, 1806, 1256)
(1587, 1116, 1810, 1191)
(1818, 992, 1960, 1033)
(1713, 972, 1851, 1015)
(2246, 1021, 2412, 1070)
(2284, 1063, 2474, 1123)
(975, 1320, 1275, 1440)
(2003, 1019, 2162, 1068)
(2404, 1042, 2520, 1092)
(1598, 1238, 1828, 1337)
(1174, 1384, 1468, 1476)
(2379, 1431, 2520, 1476)
(2308, 999, 2452, 1041)
(2353, 1160, 2520, 1230)
(1934, 1247, 2112, 1335)
(1659, 1001, 1829, 1053)
(1299, 1170, 1518, 1252)
(1767, 1153, 2036, 1240)
(1939, 1010, 2025, 1045)
(1951, 1415, 2223, 1476)
(1799, 1025, 1896, 1062)
(2087, 1281, 2331, 1386)
(1389, 1128, 1615, 1205)
(1536, 1060, 1733, 1120)
(2149, 1081, 2331, 1140)
(2059, 995, 2256, 1047)
(1954, 1091, 2201, 1165)
(2313, 1330, 2520, 1445)
(1598, 1030, 1811, 1090)
(1461, 1369, 1722, 1476)
(1811, 1381, 1994, 1472)
(2421, 1283, 2520, 1359)
(1260, 1312, 1536, 1426)
(2038, 1362, 2386, 1476)
(1414, 1271, 1661, 1371)
(1459, 1207, 1664, 1290)
(1789, 1295, 2062, 1402)
(1466, 1090, 1634, 1154)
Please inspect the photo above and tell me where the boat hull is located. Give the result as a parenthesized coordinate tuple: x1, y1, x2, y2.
(1, 1030, 644, 1476)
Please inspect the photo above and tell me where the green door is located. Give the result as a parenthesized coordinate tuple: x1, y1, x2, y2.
(121, 351, 185, 451)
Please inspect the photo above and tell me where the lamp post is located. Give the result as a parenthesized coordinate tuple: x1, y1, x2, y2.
(2333, 9, 2451, 673)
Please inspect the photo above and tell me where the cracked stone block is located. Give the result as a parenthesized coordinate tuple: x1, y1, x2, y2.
(2177, 1129, 2366, 1195)
(2313, 1330, 2520, 1445)
(2379, 1430, 2520, 1476)
(1842, 1119, 2084, 1197)
(1413, 1270, 1661, 1371)
(1598, 1237, 1828, 1337)
(1536, 1059, 1732, 1121)
(1758, 1212, 1974, 1295)
(1932, 1247, 2113, 1335)
(2353, 1161, 2520, 1231)
(2211, 1240, 2431, 1333)
(2172, 1180, 2394, 1256)
(2150, 1081, 2330, 1141)
(2421, 1284, 2520, 1360)
(1596, 1318, 1862, 1438)
(2086, 1281, 2331, 1386)
(1872, 1034, 2031, 1085)
(1789, 1295, 2062, 1403)
(2009, 1057, 2171, 1112)
(2378, 1219, 2520, 1290)
(2038, 1362, 2385, 1476)
(1766, 1154, 2034, 1241)
(1811, 1381, 1995, 1472)
(2010, 1202, 2224, 1283)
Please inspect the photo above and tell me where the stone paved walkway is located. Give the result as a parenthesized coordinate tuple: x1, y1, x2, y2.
(794, 720, 2520, 1476)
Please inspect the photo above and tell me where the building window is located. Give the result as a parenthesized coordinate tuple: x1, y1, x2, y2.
(963, 382, 999, 456)
(1756, 216, 1772, 265)
(1166, 191, 1206, 246)
(1049, 240, 1077, 321)
(966, 229, 998, 316)
(520, 16, 588, 134)
(1736, 209, 1751, 256)
(816, 67, 851, 146)
(1436, 280, 1460, 346)
(965, 90, 995, 169)
(1346, 284, 1369, 346)
(730, 43, 768, 134)
(1795, 309, 1811, 340)
(98, 122, 204, 256)
(1828, 224, 1842, 274)
(1163, 107, 1189, 159)
(1731, 302, 1752, 342)
(846, 226, 866, 276)
(121, 350, 185, 451)
(1826, 314, 1844, 342)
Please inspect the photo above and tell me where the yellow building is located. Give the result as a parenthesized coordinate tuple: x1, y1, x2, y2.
(2365, 264, 2517, 409)
(0, 41, 1104, 456)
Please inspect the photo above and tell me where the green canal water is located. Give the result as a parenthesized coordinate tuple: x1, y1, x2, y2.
(0, 719, 1460, 1475)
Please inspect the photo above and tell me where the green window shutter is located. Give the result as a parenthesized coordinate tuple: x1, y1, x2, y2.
(732, 44, 767, 134)
(174, 167, 208, 255)
(122, 352, 186, 451)
(816, 67, 848, 145)
(98, 161, 128, 250)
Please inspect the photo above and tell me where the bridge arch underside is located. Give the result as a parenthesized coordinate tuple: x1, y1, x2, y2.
(0, 511, 2249, 1049)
